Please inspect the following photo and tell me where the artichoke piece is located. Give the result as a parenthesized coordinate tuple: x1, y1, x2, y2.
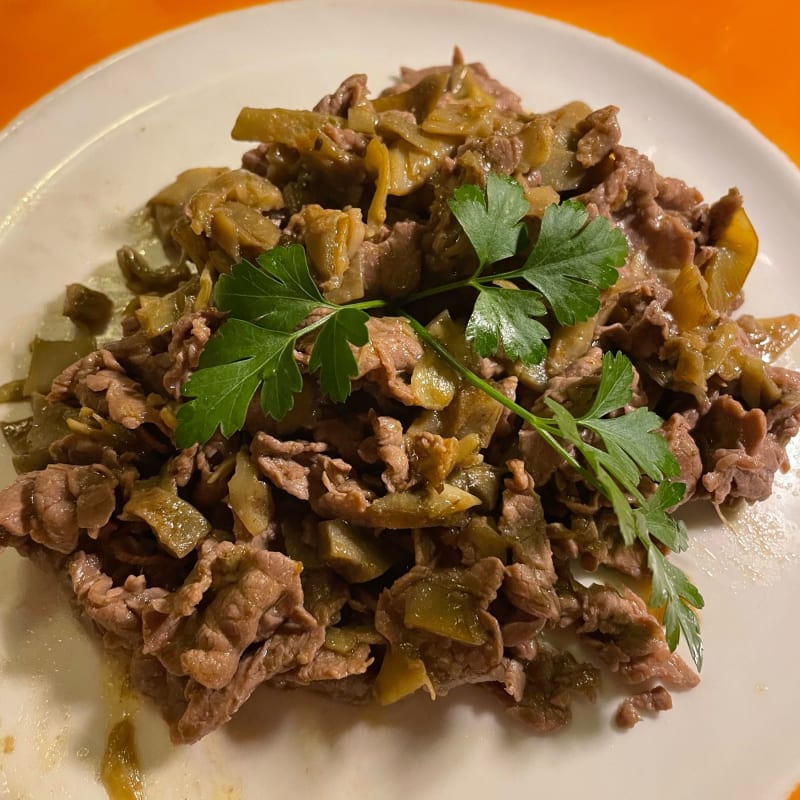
(410, 346, 458, 410)
(460, 516, 508, 561)
(347, 100, 379, 134)
(148, 166, 230, 247)
(365, 484, 480, 529)
(410, 314, 461, 410)
(207, 201, 282, 261)
(0, 379, 26, 403)
(666, 262, 718, 331)
(24, 330, 95, 396)
(133, 275, 200, 337)
(440, 382, 507, 448)
(704, 201, 758, 313)
(738, 314, 800, 363)
(116, 245, 192, 294)
(376, 112, 458, 196)
(545, 317, 597, 376)
(373, 73, 448, 121)
(63, 284, 113, 334)
(518, 116, 554, 172)
(293, 204, 366, 301)
(537, 101, 592, 192)
(149, 167, 230, 208)
(231, 108, 348, 162)
(374, 642, 434, 705)
(318, 519, 394, 583)
(0, 416, 32, 455)
(227, 450, 274, 538)
(447, 463, 503, 512)
(364, 136, 390, 229)
(403, 573, 489, 645)
(419, 67, 498, 138)
(282, 522, 324, 569)
(325, 625, 384, 655)
(521, 184, 560, 218)
(123, 479, 211, 558)
(188, 169, 283, 232)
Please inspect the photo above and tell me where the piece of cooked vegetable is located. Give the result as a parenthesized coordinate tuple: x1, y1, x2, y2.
(227, 450, 274, 537)
(24, 331, 95, 396)
(62, 284, 114, 333)
(317, 519, 394, 582)
(704, 200, 758, 313)
(123, 478, 211, 558)
(403, 574, 489, 645)
(373, 643, 434, 705)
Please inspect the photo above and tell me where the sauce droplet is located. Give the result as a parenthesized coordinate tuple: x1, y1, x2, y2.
(100, 716, 145, 800)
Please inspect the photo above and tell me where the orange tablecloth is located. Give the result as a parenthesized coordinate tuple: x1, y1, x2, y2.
(1, 0, 799, 167)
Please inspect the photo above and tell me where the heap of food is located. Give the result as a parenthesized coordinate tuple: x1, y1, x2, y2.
(1, 53, 799, 743)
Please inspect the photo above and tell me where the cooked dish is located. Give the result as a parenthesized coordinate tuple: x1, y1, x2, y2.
(1, 53, 798, 744)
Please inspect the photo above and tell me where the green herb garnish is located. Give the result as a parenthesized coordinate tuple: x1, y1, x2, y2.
(175, 174, 704, 669)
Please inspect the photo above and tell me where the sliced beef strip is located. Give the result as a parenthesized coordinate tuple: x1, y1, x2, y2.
(502, 646, 600, 733)
(174, 619, 325, 744)
(353, 317, 424, 405)
(162, 309, 225, 400)
(455, 134, 522, 176)
(269, 671, 375, 704)
(375, 557, 507, 696)
(313, 73, 369, 116)
(498, 460, 559, 622)
(279, 642, 374, 686)
(72, 539, 324, 744)
(389, 61, 523, 115)
(0, 464, 118, 555)
(578, 145, 703, 272)
(575, 105, 621, 168)
(597, 277, 674, 362)
(70, 550, 167, 649)
(250, 433, 328, 501)
(141, 539, 316, 691)
(695, 394, 787, 503)
(357, 220, 423, 300)
(357, 413, 411, 493)
(567, 581, 699, 689)
(106, 328, 174, 397)
(661, 412, 703, 500)
(48, 349, 170, 436)
(615, 685, 673, 729)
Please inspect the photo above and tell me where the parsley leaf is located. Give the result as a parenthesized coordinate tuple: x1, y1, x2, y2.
(176, 320, 300, 447)
(466, 287, 549, 365)
(308, 306, 370, 402)
(215, 244, 323, 330)
(448, 173, 529, 272)
(517, 200, 628, 326)
(176, 246, 370, 446)
(445, 178, 628, 365)
(649, 546, 704, 669)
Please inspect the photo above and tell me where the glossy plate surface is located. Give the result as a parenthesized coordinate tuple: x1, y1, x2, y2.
(0, 1, 798, 797)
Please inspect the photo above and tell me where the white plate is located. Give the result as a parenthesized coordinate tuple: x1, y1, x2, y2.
(1, 1, 799, 798)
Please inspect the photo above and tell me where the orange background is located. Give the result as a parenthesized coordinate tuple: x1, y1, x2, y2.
(0, 0, 799, 167)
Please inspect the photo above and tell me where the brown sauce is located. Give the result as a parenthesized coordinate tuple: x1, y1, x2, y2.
(100, 716, 145, 800)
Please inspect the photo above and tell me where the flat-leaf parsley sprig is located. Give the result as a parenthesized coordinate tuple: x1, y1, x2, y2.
(175, 173, 704, 669)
